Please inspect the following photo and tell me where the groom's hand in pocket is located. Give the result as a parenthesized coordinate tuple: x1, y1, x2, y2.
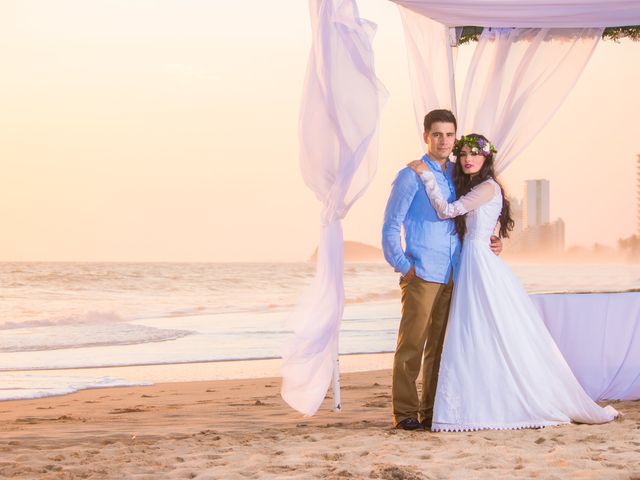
(490, 236, 503, 256)
(400, 266, 416, 284)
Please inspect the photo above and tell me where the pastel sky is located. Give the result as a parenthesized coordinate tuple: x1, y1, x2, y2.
(0, 1, 638, 262)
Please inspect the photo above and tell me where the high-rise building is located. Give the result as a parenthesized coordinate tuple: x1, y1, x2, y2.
(637, 155, 640, 235)
(524, 179, 550, 228)
(504, 179, 564, 255)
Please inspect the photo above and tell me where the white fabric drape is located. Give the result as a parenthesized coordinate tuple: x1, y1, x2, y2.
(398, 5, 602, 173)
(532, 292, 640, 401)
(398, 6, 456, 141)
(281, 0, 387, 416)
(392, 0, 640, 28)
(458, 27, 602, 173)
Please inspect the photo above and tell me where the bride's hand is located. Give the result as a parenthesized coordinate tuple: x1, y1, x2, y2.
(407, 160, 429, 175)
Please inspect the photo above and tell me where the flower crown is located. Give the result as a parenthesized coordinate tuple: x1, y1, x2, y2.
(454, 135, 497, 157)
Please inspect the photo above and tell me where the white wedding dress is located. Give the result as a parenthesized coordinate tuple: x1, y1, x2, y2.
(419, 171, 618, 432)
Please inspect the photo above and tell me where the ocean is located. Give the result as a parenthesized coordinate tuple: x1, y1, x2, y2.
(1, 261, 638, 401)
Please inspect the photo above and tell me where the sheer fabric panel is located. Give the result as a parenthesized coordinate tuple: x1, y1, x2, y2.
(281, 0, 388, 416)
(398, 6, 456, 144)
(392, 0, 640, 28)
(458, 27, 602, 174)
(532, 292, 640, 401)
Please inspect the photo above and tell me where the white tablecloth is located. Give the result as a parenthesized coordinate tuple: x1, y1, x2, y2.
(531, 292, 640, 401)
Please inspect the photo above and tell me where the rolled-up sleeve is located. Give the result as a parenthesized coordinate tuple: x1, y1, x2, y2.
(382, 168, 418, 275)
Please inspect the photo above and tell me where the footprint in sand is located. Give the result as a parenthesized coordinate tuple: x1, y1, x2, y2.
(56, 415, 84, 422)
(108, 407, 149, 414)
(264, 465, 296, 474)
(578, 434, 606, 444)
(454, 452, 472, 459)
(15, 418, 40, 424)
(370, 464, 425, 480)
(320, 452, 345, 461)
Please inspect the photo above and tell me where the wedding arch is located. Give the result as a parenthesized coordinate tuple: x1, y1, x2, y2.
(281, 0, 640, 416)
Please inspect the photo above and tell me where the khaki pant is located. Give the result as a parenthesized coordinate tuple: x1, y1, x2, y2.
(392, 274, 453, 425)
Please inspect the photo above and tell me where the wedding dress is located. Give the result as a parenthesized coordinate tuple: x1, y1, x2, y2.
(419, 171, 618, 432)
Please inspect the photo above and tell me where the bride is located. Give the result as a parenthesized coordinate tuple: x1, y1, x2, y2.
(407, 134, 618, 432)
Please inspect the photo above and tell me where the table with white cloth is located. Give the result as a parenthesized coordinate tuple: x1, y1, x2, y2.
(531, 291, 640, 401)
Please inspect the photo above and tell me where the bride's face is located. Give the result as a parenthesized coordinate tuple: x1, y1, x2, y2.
(458, 145, 485, 176)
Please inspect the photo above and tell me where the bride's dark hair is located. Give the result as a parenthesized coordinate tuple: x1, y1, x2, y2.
(453, 133, 515, 241)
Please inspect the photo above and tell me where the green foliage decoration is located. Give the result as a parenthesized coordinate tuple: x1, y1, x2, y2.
(456, 26, 640, 45)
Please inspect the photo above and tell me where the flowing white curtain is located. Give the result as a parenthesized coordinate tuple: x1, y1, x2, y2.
(281, 0, 387, 416)
(458, 27, 603, 173)
(392, 0, 640, 28)
(398, 6, 456, 139)
(397, 6, 602, 173)
(532, 292, 640, 401)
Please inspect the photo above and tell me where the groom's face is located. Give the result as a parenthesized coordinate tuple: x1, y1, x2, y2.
(424, 122, 456, 163)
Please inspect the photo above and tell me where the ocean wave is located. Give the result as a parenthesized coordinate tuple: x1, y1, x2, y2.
(0, 311, 126, 330)
(0, 323, 193, 353)
(0, 374, 150, 402)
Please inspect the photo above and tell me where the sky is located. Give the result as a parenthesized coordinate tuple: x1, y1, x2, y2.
(0, 0, 639, 262)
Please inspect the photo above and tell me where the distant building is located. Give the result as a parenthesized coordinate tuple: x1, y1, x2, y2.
(637, 154, 640, 235)
(524, 179, 550, 228)
(504, 180, 564, 255)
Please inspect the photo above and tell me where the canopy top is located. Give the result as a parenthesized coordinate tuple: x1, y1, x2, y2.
(391, 0, 640, 28)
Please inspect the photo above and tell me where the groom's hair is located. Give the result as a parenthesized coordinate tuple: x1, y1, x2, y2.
(424, 109, 457, 133)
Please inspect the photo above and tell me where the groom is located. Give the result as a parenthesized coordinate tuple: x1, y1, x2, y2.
(382, 109, 501, 430)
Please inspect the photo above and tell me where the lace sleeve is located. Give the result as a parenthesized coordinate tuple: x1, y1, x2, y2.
(419, 171, 498, 219)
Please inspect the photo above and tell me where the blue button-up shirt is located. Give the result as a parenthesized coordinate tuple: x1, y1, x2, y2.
(381, 154, 461, 284)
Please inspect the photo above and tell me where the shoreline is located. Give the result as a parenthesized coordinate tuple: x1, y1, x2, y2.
(2, 352, 395, 383)
(1, 369, 638, 479)
(0, 352, 395, 402)
(0, 350, 396, 374)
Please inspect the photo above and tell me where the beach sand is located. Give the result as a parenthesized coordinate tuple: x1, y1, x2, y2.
(1, 368, 639, 480)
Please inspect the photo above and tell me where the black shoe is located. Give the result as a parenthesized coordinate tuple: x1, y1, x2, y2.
(395, 418, 424, 431)
(420, 417, 432, 430)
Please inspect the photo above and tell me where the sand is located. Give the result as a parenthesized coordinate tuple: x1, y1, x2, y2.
(1, 369, 639, 480)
